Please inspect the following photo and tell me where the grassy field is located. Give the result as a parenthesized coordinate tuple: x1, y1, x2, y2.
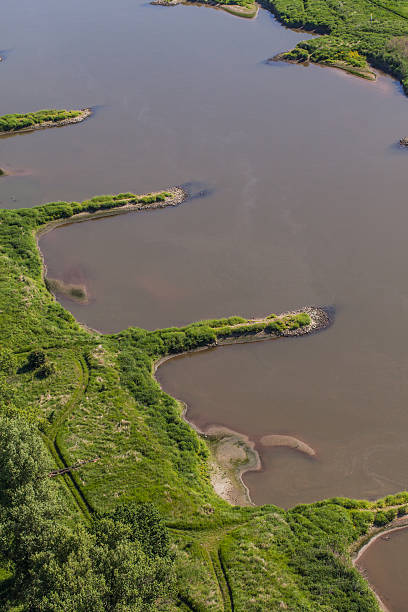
(1, 191, 407, 610)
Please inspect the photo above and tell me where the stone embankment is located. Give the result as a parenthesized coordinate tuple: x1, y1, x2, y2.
(216, 306, 330, 348)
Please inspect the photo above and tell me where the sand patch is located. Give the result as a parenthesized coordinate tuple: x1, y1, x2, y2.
(260, 434, 316, 457)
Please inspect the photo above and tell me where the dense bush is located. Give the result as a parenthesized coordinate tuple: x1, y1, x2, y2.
(0, 418, 175, 611)
(374, 509, 397, 527)
(36, 361, 56, 379)
(27, 349, 46, 370)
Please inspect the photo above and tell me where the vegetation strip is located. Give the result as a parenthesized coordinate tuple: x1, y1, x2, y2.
(0, 108, 92, 134)
(0, 188, 406, 610)
(151, 0, 259, 19)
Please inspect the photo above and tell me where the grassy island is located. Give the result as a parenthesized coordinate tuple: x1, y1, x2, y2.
(0, 189, 406, 610)
(0, 108, 91, 134)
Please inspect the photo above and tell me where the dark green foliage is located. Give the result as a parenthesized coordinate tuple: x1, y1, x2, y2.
(285, 45, 309, 62)
(36, 361, 56, 379)
(27, 350, 46, 370)
(267, 0, 408, 90)
(265, 319, 286, 334)
(373, 509, 396, 526)
(108, 502, 170, 558)
(0, 418, 174, 611)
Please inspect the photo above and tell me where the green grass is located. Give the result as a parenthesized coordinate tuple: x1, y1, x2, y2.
(264, 0, 408, 90)
(0, 192, 399, 610)
(0, 109, 84, 133)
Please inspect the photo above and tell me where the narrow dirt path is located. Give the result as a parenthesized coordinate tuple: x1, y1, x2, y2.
(42, 351, 93, 519)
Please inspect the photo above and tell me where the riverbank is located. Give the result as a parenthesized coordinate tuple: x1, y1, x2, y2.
(269, 51, 376, 81)
(151, 0, 259, 19)
(37, 187, 187, 239)
(154, 306, 329, 505)
(36, 186, 187, 308)
(353, 520, 408, 612)
(260, 0, 408, 96)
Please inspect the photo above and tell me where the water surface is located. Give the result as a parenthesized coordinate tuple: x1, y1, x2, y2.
(4, 0, 408, 507)
(357, 528, 408, 612)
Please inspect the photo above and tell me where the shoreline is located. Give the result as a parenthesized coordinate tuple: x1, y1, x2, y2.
(353, 520, 408, 612)
(269, 52, 377, 81)
(151, 0, 259, 19)
(36, 187, 187, 316)
(0, 108, 92, 136)
(36, 186, 187, 239)
(154, 305, 330, 505)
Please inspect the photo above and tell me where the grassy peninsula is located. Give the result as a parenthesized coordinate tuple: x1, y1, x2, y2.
(0, 190, 406, 610)
(151, 0, 258, 19)
(265, 0, 408, 86)
(0, 108, 91, 134)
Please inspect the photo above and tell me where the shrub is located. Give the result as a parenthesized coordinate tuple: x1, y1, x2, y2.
(27, 350, 46, 370)
(264, 320, 286, 335)
(374, 509, 396, 527)
(295, 313, 311, 327)
(36, 361, 56, 379)
(230, 323, 264, 336)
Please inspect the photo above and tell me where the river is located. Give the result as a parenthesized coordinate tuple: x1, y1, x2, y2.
(357, 527, 408, 612)
(4, 0, 408, 509)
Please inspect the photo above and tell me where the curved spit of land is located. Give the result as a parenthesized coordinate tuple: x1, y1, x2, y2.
(353, 517, 408, 611)
(37, 186, 187, 303)
(0, 108, 92, 136)
(154, 305, 330, 505)
(151, 0, 259, 19)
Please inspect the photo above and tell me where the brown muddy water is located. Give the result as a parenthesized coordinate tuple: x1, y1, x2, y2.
(5, 0, 408, 510)
(357, 527, 408, 612)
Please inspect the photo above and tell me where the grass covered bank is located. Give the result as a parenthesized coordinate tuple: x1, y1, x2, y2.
(151, 0, 258, 19)
(0, 189, 404, 610)
(0, 108, 92, 134)
(264, 0, 408, 89)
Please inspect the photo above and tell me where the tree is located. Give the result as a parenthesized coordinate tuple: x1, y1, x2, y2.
(0, 417, 175, 611)
(27, 350, 46, 370)
(109, 502, 170, 558)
